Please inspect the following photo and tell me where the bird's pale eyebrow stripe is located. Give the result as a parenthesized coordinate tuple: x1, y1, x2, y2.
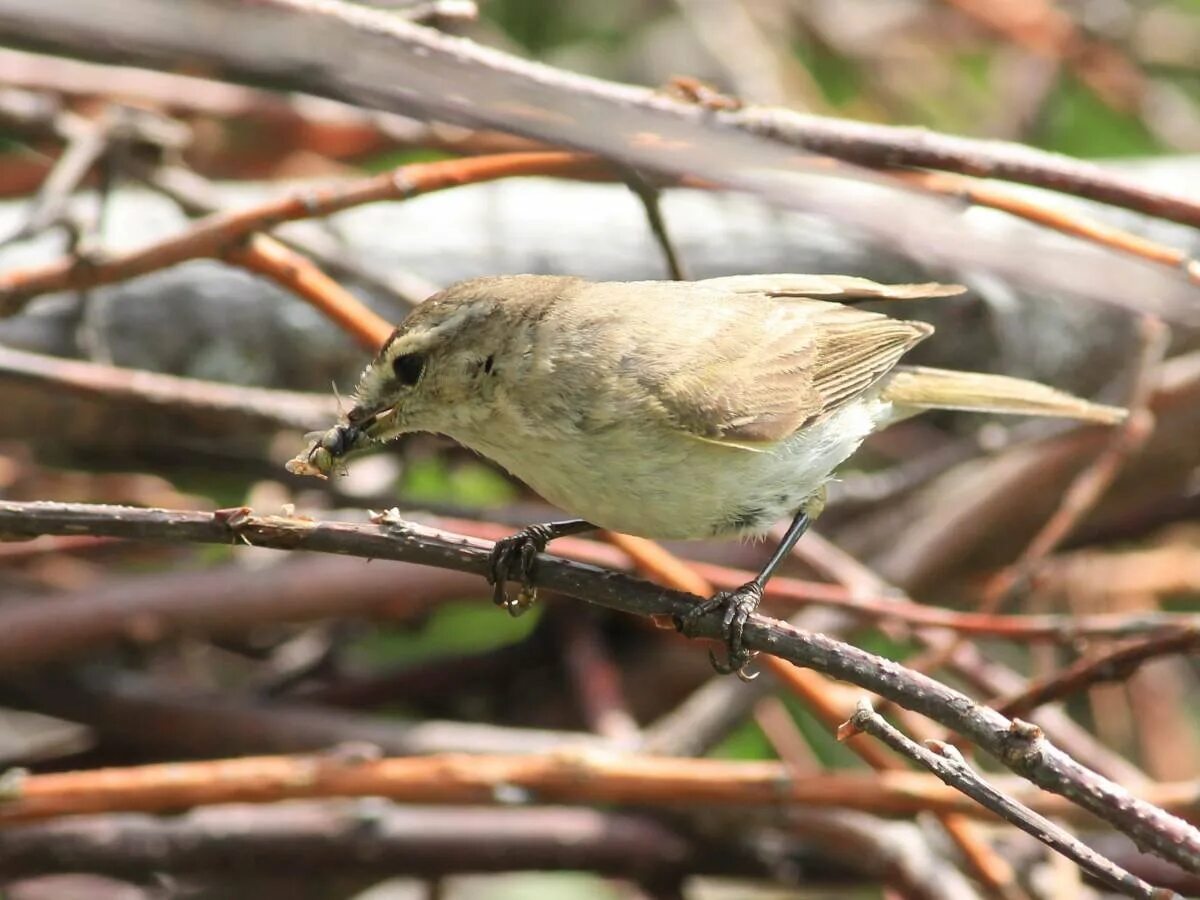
(379, 328, 406, 356)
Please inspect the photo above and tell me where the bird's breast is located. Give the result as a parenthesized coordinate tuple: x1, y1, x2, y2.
(452, 397, 890, 540)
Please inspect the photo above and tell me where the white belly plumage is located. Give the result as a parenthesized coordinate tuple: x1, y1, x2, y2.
(460, 397, 892, 540)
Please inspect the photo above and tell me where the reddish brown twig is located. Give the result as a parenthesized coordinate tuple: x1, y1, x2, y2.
(995, 629, 1200, 719)
(229, 233, 393, 349)
(0, 151, 610, 317)
(4, 750, 1195, 825)
(609, 533, 1028, 899)
(843, 702, 1164, 900)
(903, 316, 1169, 680)
(555, 611, 640, 745)
(889, 169, 1200, 287)
(0, 500, 1196, 872)
(976, 316, 1168, 612)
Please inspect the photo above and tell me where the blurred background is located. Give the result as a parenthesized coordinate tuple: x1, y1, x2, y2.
(0, 1, 1197, 898)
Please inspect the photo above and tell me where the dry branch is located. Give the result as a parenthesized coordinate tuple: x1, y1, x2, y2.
(0, 500, 1196, 872)
(3, 0, 1198, 230)
(0, 803, 745, 882)
(995, 630, 1200, 719)
(2, 749, 1195, 825)
(844, 701, 1169, 900)
(0, 344, 336, 432)
(0, 151, 609, 316)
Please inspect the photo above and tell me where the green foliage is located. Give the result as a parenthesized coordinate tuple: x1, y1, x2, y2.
(401, 456, 518, 507)
(1036, 77, 1163, 158)
(792, 41, 862, 108)
(709, 718, 773, 760)
(348, 598, 539, 667)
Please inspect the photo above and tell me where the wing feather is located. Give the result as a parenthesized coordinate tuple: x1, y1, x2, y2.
(649, 292, 934, 445)
(697, 274, 966, 302)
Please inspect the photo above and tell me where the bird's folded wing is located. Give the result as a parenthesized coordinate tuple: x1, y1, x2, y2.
(649, 299, 933, 445)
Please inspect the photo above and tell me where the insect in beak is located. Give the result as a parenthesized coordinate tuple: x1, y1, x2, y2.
(286, 406, 395, 479)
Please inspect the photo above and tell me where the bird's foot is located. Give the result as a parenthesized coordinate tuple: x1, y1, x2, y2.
(676, 581, 764, 681)
(486, 524, 557, 617)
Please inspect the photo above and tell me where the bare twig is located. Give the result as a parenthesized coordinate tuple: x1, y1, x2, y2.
(0, 802, 755, 882)
(887, 169, 1200, 287)
(0, 501, 1196, 872)
(620, 170, 687, 281)
(5, 0, 1200, 231)
(976, 316, 1169, 612)
(7, 673, 613, 758)
(843, 701, 1171, 900)
(555, 612, 641, 745)
(229, 232, 394, 349)
(0, 112, 109, 248)
(995, 629, 1200, 719)
(610, 530, 1026, 897)
(135, 159, 437, 307)
(2, 748, 1195, 824)
(0, 151, 610, 317)
(0, 344, 337, 432)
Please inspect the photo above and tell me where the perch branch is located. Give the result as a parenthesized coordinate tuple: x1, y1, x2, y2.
(843, 701, 1170, 900)
(0, 500, 1196, 873)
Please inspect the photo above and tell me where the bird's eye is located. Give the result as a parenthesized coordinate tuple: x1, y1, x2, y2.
(392, 352, 425, 386)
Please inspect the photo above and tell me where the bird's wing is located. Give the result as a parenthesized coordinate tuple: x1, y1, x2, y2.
(647, 293, 934, 446)
(696, 273, 966, 302)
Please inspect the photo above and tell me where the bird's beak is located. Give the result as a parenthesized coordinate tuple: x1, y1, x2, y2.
(347, 403, 399, 441)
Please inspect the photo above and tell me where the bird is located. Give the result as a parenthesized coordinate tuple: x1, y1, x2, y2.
(288, 273, 1126, 675)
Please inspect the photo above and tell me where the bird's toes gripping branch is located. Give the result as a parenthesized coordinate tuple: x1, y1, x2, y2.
(486, 524, 562, 617)
(676, 582, 765, 681)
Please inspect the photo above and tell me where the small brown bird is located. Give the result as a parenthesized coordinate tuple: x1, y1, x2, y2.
(289, 274, 1126, 674)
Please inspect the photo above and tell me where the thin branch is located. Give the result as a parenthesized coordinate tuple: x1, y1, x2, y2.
(555, 611, 641, 745)
(0, 501, 1196, 873)
(545, 526, 1200, 643)
(0, 343, 337, 433)
(4, 0, 1200, 231)
(843, 701, 1171, 900)
(0, 109, 108, 247)
(609, 530, 1025, 897)
(976, 316, 1169, 612)
(620, 169, 687, 281)
(228, 232, 394, 349)
(0, 802, 756, 882)
(2, 748, 1194, 825)
(7, 673, 615, 759)
(135, 159, 438, 307)
(887, 169, 1200, 287)
(0, 151, 610, 316)
(995, 629, 1200, 719)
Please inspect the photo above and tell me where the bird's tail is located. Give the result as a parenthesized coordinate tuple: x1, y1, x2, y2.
(879, 365, 1127, 424)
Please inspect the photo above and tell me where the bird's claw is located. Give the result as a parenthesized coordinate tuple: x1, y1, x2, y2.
(486, 524, 555, 617)
(676, 582, 764, 679)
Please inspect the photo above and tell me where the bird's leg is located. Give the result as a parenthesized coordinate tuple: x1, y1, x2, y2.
(487, 519, 596, 616)
(678, 507, 813, 679)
